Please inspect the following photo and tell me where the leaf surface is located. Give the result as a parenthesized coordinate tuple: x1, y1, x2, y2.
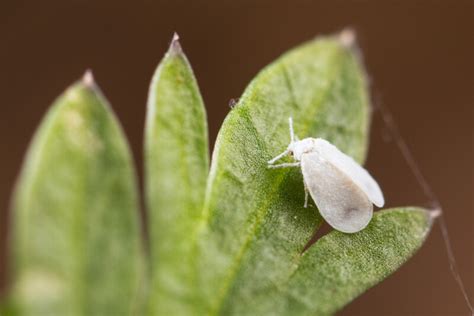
(10, 75, 143, 316)
(144, 36, 209, 315)
(221, 207, 433, 315)
(196, 34, 371, 314)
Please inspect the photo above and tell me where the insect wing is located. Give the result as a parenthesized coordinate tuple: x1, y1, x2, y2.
(315, 139, 385, 207)
(301, 152, 373, 233)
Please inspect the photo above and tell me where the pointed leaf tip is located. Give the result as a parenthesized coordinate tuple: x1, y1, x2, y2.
(168, 32, 183, 55)
(172, 32, 180, 42)
(429, 207, 442, 219)
(339, 27, 356, 48)
(82, 69, 95, 87)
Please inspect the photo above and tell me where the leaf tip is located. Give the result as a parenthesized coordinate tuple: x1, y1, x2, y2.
(168, 32, 183, 55)
(428, 207, 442, 220)
(172, 31, 180, 42)
(338, 27, 356, 48)
(82, 69, 96, 88)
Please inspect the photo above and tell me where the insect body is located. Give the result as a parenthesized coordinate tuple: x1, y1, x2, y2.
(268, 118, 384, 233)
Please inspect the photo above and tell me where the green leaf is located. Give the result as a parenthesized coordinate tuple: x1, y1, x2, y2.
(10, 74, 143, 316)
(194, 33, 432, 315)
(144, 35, 209, 315)
(220, 207, 433, 315)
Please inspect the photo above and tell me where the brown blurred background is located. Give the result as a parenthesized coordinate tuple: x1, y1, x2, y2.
(0, 1, 472, 315)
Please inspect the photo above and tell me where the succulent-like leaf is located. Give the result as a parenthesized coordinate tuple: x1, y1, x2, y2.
(10, 74, 143, 316)
(144, 35, 209, 315)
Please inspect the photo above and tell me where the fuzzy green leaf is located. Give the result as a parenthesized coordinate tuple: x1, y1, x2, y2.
(194, 33, 432, 315)
(144, 36, 209, 315)
(10, 74, 143, 316)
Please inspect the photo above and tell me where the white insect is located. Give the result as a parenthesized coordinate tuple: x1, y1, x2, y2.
(268, 117, 385, 233)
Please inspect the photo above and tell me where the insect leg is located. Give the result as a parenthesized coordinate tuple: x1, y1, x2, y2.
(267, 149, 290, 164)
(267, 162, 300, 169)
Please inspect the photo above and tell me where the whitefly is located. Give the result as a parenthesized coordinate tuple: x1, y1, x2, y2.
(268, 117, 384, 233)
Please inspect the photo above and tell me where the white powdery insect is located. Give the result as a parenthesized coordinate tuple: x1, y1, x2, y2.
(268, 117, 385, 233)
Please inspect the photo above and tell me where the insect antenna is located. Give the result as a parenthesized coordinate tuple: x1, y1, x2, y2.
(289, 117, 295, 143)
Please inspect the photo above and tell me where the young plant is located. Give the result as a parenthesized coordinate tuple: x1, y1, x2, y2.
(4, 30, 435, 316)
